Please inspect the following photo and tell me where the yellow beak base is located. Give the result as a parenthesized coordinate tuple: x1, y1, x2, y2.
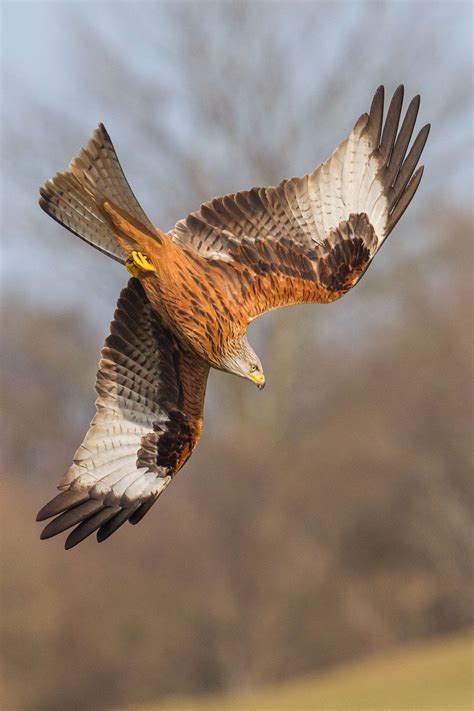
(249, 372, 266, 389)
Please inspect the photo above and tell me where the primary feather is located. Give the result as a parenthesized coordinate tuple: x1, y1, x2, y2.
(37, 86, 429, 547)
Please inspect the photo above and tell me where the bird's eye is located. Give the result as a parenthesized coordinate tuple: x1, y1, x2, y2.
(250, 364, 258, 373)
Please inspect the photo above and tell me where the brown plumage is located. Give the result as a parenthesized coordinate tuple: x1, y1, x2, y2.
(37, 85, 430, 547)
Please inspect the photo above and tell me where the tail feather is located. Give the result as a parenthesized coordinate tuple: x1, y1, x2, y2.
(39, 124, 155, 263)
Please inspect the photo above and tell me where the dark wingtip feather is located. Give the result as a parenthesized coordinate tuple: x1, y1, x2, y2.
(40, 500, 104, 539)
(368, 85, 385, 145)
(380, 85, 404, 163)
(385, 94, 421, 187)
(129, 496, 157, 525)
(96, 507, 137, 542)
(387, 165, 424, 235)
(353, 113, 370, 134)
(64, 507, 120, 550)
(391, 122, 430, 207)
(371, 85, 385, 110)
(36, 490, 89, 522)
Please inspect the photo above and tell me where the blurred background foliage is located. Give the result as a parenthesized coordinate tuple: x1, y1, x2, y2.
(1, 1, 472, 710)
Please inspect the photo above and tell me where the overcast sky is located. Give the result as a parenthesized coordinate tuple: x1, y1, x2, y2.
(1, 1, 472, 324)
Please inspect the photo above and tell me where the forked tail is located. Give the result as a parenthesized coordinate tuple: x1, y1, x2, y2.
(39, 124, 157, 263)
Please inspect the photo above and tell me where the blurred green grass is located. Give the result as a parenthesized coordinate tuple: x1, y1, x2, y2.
(130, 632, 473, 711)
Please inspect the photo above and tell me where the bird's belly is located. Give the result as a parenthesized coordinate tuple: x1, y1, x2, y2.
(141, 265, 239, 365)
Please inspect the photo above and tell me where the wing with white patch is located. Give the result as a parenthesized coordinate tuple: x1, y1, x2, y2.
(169, 86, 429, 320)
(168, 86, 429, 316)
(37, 279, 209, 549)
(170, 86, 429, 256)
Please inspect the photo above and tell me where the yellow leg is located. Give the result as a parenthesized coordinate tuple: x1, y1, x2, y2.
(125, 250, 156, 277)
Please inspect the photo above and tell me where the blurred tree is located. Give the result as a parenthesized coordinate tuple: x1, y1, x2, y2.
(1, 1, 472, 710)
(2, 213, 471, 709)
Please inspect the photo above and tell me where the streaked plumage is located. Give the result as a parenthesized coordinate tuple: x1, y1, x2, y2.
(37, 86, 430, 547)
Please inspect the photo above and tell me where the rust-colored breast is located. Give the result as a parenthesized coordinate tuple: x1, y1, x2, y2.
(137, 236, 247, 365)
(103, 200, 376, 365)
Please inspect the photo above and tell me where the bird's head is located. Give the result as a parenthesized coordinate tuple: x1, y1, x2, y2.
(222, 338, 265, 389)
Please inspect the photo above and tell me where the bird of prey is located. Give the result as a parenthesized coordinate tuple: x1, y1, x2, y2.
(37, 85, 429, 548)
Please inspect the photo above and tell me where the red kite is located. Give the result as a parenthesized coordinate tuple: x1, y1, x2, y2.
(37, 85, 429, 548)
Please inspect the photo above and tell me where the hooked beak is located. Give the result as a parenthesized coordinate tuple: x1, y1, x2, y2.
(249, 371, 266, 390)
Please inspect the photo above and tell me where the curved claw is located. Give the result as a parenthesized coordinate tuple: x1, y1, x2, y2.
(125, 250, 156, 276)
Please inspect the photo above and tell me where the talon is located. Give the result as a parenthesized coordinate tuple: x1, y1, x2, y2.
(126, 250, 156, 276)
(125, 258, 140, 277)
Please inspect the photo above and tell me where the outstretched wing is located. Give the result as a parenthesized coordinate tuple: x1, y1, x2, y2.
(37, 279, 209, 549)
(169, 86, 430, 319)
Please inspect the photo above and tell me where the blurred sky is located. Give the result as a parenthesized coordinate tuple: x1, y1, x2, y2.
(1, 0, 472, 328)
(1, 10, 472, 705)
